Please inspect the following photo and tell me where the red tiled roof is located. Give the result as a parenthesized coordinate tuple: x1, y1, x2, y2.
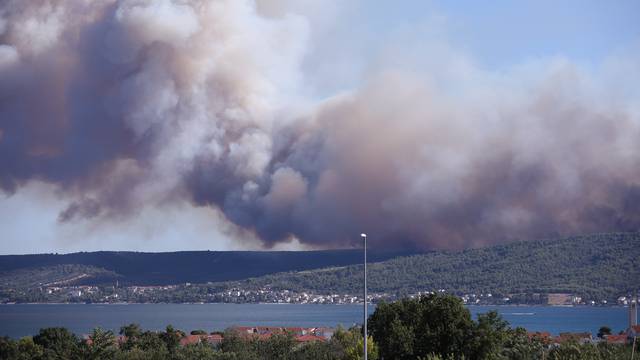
(527, 331, 552, 344)
(233, 326, 256, 333)
(555, 332, 592, 343)
(559, 332, 591, 339)
(295, 335, 326, 342)
(606, 334, 627, 344)
(180, 334, 224, 346)
(256, 326, 282, 331)
(85, 335, 123, 347)
(180, 335, 202, 346)
(231, 326, 335, 340)
(527, 331, 551, 339)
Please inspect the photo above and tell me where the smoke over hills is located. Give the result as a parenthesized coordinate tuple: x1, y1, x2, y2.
(1, 0, 639, 250)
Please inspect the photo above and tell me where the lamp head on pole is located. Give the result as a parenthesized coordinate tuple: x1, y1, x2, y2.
(360, 233, 367, 238)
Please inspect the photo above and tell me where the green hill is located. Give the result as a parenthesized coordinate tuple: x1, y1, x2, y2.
(0, 264, 119, 290)
(230, 233, 640, 301)
(0, 249, 412, 286)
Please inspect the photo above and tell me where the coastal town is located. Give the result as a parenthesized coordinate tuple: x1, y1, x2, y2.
(2, 282, 636, 307)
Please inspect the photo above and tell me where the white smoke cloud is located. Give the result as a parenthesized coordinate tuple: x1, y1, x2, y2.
(0, 44, 18, 68)
(0, 0, 639, 252)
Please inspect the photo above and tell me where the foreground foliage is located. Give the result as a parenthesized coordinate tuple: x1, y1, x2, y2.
(368, 294, 636, 360)
(0, 325, 377, 360)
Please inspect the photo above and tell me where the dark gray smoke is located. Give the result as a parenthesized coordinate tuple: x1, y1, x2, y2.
(1, 0, 640, 250)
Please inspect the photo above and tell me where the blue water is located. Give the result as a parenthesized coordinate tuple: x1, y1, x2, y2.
(468, 305, 628, 335)
(0, 304, 629, 339)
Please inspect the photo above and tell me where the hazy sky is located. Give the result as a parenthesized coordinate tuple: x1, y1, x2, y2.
(0, 0, 639, 254)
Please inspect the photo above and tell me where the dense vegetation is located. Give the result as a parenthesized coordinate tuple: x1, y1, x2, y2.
(0, 250, 412, 286)
(368, 294, 636, 359)
(229, 233, 640, 301)
(0, 324, 377, 360)
(0, 264, 121, 303)
(0, 294, 635, 359)
(0, 264, 118, 290)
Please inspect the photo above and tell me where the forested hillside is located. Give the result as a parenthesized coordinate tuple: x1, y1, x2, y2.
(230, 233, 640, 301)
(0, 249, 412, 286)
(0, 264, 119, 290)
(1, 233, 637, 302)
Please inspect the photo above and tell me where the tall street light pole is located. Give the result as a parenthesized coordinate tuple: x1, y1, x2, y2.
(361, 233, 367, 360)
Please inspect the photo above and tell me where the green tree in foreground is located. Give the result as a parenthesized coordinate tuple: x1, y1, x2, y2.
(369, 293, 475, 359)
(83, 328, 117, 360)
(0, 336, 44, 360)
(15, 337, 44, 360)
(120, 323, 142, 339)
(547, 341, 633, 360)
(32, 327, 80, 360)
(343, 335, 378, 360)
(119, 323, 142, 351)
(369, 293, 637, 360)
(597, 326, 612, 338)
(469, 310, 510, 359)
(332, 327, 378, 360)
(160, 325, 183, 354)
(500, 327, 544, 359)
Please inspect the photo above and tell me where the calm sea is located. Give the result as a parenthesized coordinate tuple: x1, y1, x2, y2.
(0, 304, 629, 339)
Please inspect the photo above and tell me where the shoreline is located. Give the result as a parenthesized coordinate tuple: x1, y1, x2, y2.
(0, 302, 629, 308)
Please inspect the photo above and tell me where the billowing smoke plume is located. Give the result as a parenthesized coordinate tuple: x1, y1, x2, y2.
(1, 0, 639, 249)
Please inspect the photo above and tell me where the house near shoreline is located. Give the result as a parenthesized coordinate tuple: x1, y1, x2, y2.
(556, 332, 592, 344)
(84, 326, 330, 349)
(604, 334, 627, 345)
(229, 326, 331, 342)
(179, 334, 223, 346)
(528, 295, 639, 346)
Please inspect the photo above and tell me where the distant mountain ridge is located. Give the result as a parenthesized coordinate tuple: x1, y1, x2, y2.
(0, 249, 414, 286)
(222, 233, 640, 301)
(2, 233, 638, 302)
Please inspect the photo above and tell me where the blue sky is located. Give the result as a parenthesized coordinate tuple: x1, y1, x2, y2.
(301, 0, 639, 97)
(361, 0, 639, 68)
